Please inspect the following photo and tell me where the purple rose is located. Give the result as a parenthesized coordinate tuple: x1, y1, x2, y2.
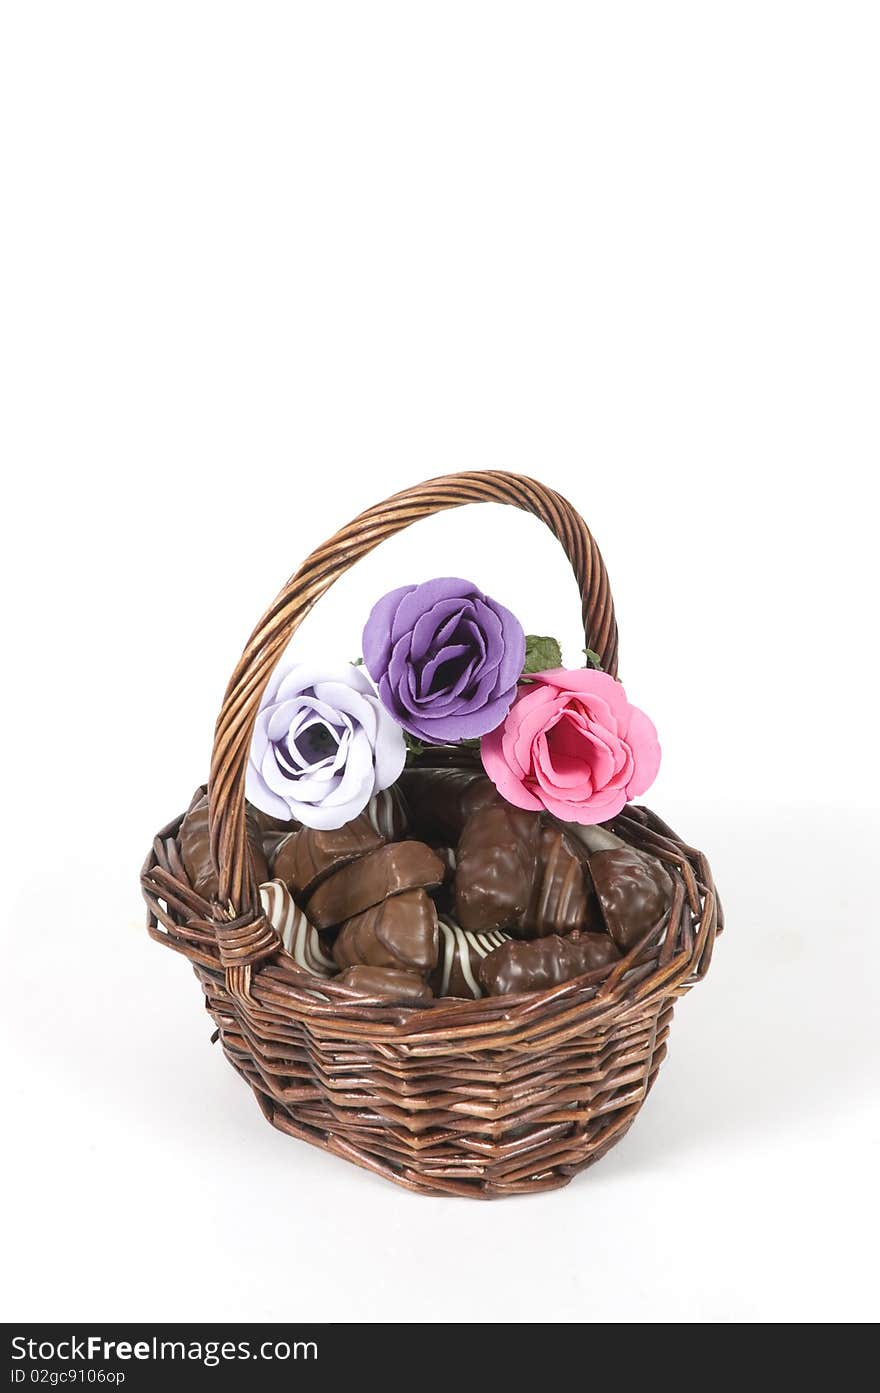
(246, 661, 406, 830)
(362, 577, 526, 743)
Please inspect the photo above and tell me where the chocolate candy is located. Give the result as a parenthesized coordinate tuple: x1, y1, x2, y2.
(307, 841, 445, 929)
(399, 768, 497, 844)
(178, 793, 268, 901)
(248, 803, 298, 860)
(588, 847, 672, 951)
(271, 815, 385, 899)
(365, 787, 409, 841)
(455, 801, 542, 931)
(259, 880, 336, 977)
(333, 889, 439, 974)
(519, 825, 597, 938)
(339, 965, 434, 1002)
(479, 930, 621, 996)
(431, 918, 512, 999)
(454, 803, 595, 937)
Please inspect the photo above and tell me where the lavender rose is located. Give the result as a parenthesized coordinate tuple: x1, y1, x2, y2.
(246, 662, 406, 830)
(362, 577, 526, 743)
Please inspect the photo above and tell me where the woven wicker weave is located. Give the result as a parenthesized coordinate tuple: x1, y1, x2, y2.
(141, 471, 720, 1197)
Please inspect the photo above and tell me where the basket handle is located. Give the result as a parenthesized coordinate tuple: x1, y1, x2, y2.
(208, 470, 619, 935)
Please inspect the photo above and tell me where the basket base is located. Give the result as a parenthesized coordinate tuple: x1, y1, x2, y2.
(208, 976, 673, 1198)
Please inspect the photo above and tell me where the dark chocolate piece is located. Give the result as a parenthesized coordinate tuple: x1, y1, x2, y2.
(307, 841, 445, 929)
(430, 918, 512, 999)
(339, 965, 434, 1002)
(333, 889, 439, 974)
(455, 803, 597, 937)
(399, 768, 498, 844)
(248, 803, 298, 861)
(454, 801, 542, 931)
(178, 794, 268, 901)
(259, 880, 336, 977)
(588, 847, 673, 951)
(271, 815, 385, 899)
(518, 825, 597, 938)
(479, 930, 621, 996)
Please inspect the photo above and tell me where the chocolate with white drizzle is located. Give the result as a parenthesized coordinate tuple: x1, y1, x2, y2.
(518, 824, 598, 939)
(333, 888, 438, 975)
(365, 786, 409, 841)
(479, 930, 621, 996)
(430, 918, 512, 999)
(259, 880, 336, 977)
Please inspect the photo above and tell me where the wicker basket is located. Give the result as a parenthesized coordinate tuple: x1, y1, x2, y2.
(141, 471, 720, 1198)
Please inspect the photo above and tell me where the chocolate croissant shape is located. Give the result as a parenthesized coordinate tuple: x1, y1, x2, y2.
(179, 793, 269, 902)
(431, 918, 512, 999)
(399, 767, 498, 844)
(588, 847, 673, 951)
(259, 880, 336, 977)
(479, 930, 621, 996)
(333, 888, 439, 975)
(454, 801, 542, 932)
(271, 815, 385, 900)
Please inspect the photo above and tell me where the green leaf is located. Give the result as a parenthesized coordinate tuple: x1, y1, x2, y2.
(522, 634, 563, 675)
(583, 647, 603, 670)
(351, 656, 365, 667)
(403, 732, 429, 759)
(403, 732, 482, 765)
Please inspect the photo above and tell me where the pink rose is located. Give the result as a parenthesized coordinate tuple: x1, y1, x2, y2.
(480, 669, 660, 825)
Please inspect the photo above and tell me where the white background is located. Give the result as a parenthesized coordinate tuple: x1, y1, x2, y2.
(2, 2, 878, 1324)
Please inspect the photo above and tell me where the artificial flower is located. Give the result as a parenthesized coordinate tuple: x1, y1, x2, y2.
(246, 661, 406, 830)
(362, 577, 525, 743)
(480, 668, 660, 824)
